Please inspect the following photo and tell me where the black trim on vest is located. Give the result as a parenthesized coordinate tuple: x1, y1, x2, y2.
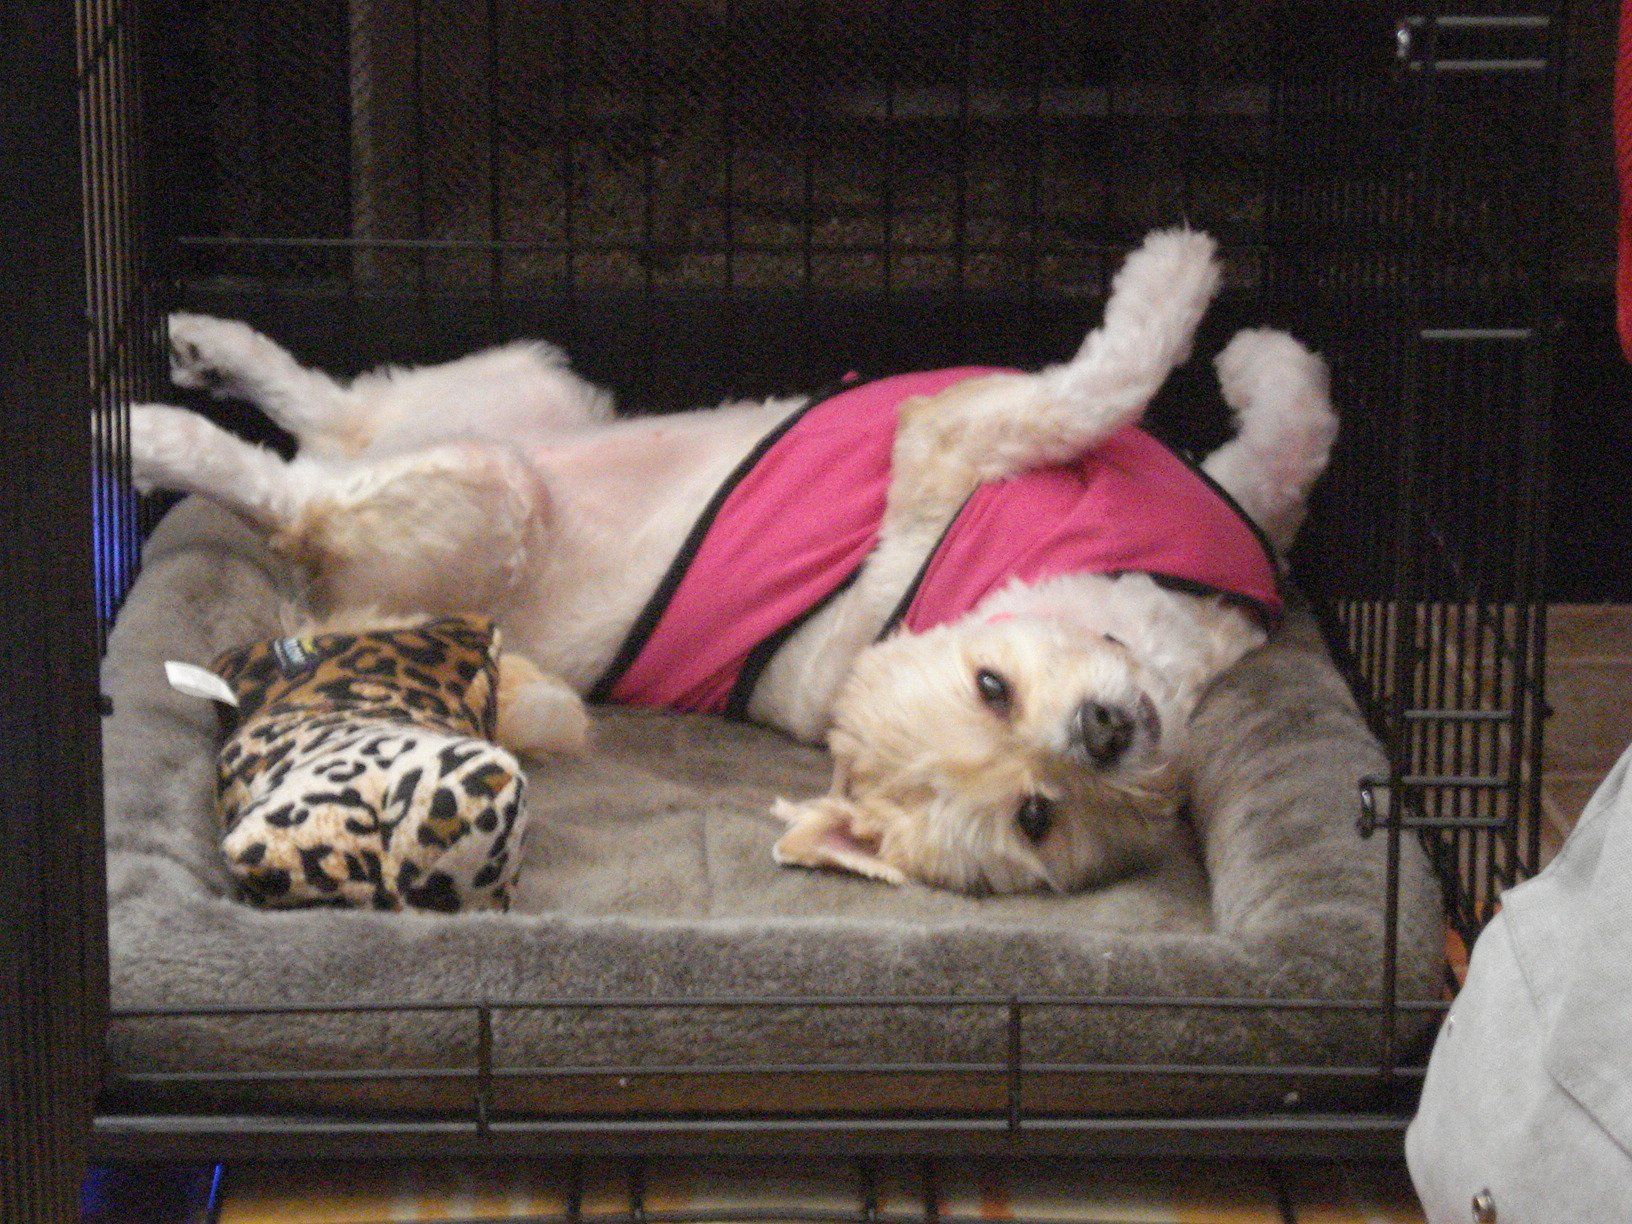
(587, 380, 854, 704)
(1131, 572, 1279, 626)
(873, 489, 978, 643)
(1166, 441, 1284, 578)
(1162, 439, 1284, 624)
(724, 566, 863, 721)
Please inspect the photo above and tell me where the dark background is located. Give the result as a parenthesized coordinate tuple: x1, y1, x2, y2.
(141, 0, 1632, 601)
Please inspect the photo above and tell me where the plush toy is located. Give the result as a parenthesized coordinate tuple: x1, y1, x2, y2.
(203, 614, 584, 913)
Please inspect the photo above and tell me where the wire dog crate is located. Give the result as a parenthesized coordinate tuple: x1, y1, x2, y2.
(4, 0, 1564, 1218)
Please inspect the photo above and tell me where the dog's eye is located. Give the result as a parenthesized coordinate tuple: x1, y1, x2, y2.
(1103, 633, 1125, 648)
(975, 668, 1011, 714)
(1015, 794, 1055, 843)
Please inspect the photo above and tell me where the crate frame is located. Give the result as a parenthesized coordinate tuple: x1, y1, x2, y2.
(3, 1, 1562, 1214)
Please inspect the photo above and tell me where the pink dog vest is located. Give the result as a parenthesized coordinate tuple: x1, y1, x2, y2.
(590, 369, 1281, 716)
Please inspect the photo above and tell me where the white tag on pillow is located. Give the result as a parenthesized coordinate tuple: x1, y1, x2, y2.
(164, 661, 240, 707)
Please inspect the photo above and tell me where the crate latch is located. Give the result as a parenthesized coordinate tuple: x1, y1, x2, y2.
(1395, 13, 1551, 75)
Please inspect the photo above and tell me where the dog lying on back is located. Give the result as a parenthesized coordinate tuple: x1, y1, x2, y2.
(132, 229, 1336, 895)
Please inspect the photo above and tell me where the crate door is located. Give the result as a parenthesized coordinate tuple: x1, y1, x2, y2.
(2, 0, 158, 1218)
(1390, 8, 1558, 942)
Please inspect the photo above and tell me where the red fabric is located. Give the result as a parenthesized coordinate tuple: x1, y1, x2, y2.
(609, 368, 1002, 712)
(901, 425, 1282, 633)
(1617, 0, 1632, 360)
(611, 370, 1281, 715)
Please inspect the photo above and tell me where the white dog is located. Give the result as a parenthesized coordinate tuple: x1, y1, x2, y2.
(131, 229, 1336, 896)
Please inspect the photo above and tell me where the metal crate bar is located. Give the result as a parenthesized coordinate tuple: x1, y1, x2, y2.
(90, 1109, 1419, 1163)
(103, 987, 1442, 1148)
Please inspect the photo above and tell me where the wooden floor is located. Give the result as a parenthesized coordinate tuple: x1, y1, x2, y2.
(1542, 605, 1632, 853)
(82, 1158, 1427, 1223)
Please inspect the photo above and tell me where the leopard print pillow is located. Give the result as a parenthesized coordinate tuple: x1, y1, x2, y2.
(211, 615, 529, 913)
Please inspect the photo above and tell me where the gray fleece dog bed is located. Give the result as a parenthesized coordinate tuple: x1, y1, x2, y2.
(102, 499, 1443, 1120)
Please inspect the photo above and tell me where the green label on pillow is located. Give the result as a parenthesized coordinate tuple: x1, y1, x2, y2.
(271, 637, 318, 677)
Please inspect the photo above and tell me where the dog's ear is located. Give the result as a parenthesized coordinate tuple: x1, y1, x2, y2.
(770, 795, 906, 886)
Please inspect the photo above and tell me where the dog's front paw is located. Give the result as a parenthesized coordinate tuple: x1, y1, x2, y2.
(168, 312, 264, 397)
(1214, 327, 1331, 410)
(1105, 228, 1222, 365)
(1120, 227, 1220, 298)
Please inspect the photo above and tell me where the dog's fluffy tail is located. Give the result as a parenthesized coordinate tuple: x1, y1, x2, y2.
(1201, 328, 1338, 555)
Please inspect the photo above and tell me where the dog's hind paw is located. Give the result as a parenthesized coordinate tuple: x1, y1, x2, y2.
(129, 403, 208, 494)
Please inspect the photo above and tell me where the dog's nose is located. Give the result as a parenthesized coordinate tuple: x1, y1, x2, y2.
(1073, 701, 1134, 767)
